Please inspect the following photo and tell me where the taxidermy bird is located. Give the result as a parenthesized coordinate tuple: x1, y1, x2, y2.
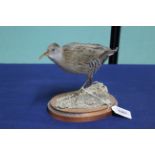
(39, 42, 118, 88)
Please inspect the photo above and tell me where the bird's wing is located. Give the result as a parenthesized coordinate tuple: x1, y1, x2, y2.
(63, 42, 110, 51)
(62, 43, 112, 74)
(63, 43, 111, 63)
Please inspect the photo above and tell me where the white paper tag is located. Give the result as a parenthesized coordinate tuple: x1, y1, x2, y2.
(112, 105, 132, 119)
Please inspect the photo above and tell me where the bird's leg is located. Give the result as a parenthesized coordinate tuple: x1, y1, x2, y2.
(82, 73, 93, 88)
(88, 73, 93, 86)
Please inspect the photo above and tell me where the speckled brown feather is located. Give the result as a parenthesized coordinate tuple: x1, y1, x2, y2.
(61, 43, 113, 74)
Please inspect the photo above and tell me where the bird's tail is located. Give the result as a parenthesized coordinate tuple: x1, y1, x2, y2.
(99, 47, 119, 63)
(107, 47, 118, 56)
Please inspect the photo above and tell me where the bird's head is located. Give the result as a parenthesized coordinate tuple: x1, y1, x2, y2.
(39, 43, 62, 61)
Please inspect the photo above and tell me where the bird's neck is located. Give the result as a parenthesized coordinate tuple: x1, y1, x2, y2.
(51, 50, 65, 65)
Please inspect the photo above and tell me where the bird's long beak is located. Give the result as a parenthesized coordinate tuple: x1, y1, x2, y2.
(38, 51, 49, 60)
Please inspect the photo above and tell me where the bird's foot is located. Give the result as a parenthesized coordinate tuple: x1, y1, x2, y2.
(80, 82, 92, 90)
(80, 81, 101, 92)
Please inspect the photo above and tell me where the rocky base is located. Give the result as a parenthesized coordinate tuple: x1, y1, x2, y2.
(55, 82, 113, 110)
(48, 82, 118, 122)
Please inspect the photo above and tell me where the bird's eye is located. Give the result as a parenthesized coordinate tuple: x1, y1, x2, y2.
(52, 49, 55, 51)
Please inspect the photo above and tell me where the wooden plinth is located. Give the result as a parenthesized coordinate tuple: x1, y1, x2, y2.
(47, 93, 117, 122)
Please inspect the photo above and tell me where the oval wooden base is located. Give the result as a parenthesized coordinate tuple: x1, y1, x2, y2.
(47, 93, 117, 122)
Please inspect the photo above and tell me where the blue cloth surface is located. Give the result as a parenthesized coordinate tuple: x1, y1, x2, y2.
(0, 64, 155, 129)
